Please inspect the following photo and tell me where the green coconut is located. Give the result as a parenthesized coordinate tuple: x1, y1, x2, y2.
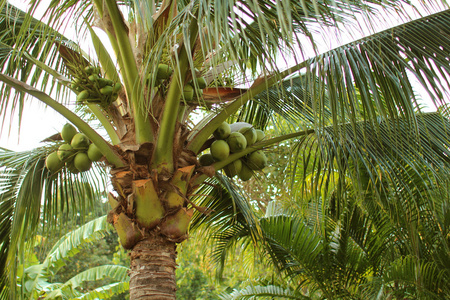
(97, 78, 114, 88)
(70, 82, 80, 91)
(199, 153, 215, 166)
(88, 74, 99, 82)
(87, 143, 103, 162)
(74, 152, 92, 172)
(84, 66, 98, 74)
(247, 150, 268, 170)
(113, 82, 122, 93)
(213, 122, 231, 140)
(183, 84, 194, 101)
(227, 132, 247, 152)
(76, 90, 90, 102)
(210, 140, 230, 161)
(45, 152, 64, 173)
(239, 126, 257, 146)
(100, 86, 114, 95)
(57, 144, 75, 161)
(156, 64, 173, 79)
(223, 159, 242, 178)
(71, 133, 90, 150)
(61, 123, 78, 143)
(255, 129, 265, 142)
(238, 164, 253, 181)
(196, 77, 207, 89)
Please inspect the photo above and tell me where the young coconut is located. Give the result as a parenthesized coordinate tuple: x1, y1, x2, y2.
(183, 84, 194, 101)
(113, 82, 122, 93)
(156, 64, 173, 79)
(61, 123, 78, 143)
(223, 159, 243, 178)
(100, 86, 114, 95)
(57, 144, 75, 161)
(76, 90, 90, 102)
(247, 150, 268, 170)
(45, 152, 64, 173)
(87, 143, 103, 162)
(238, 163, 253, 181)
(88, 74, 99, 82)
(71, 133, 90, 150)
(239, 126, 257, 146)
(97, 78, 114, 88)
(74, 152, 92, 172)
(213, 122, 231, 140)
(210, 140, 230, 161)
(84, 65, 98, 74)
(255, 129, 265, 142)
(199, 153, 215, 166)
(196, 77, 207, 89)
(227, 132, 247, 152)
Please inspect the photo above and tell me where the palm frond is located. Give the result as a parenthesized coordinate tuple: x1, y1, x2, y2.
(295, 113, 450, 205)
(26, 215, 112, 298)
(0, 3, 83, 131)
(142, 0, 424, 90)
(258, 215, 323, 277)
(53, 265, 129, 299)
(63, 265, 128, 289)
(43, 215, 110, 269)
(380, 255, 450, 299)
(303, 9, 450, 128)
(0, 167, 19, 297)
(75, 282, 129, 300)
(221, 284, 310, 300)
(189, 173, 262, 277)
(228, 9, 450, 138)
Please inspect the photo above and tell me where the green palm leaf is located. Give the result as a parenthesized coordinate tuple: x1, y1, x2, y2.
(0, 3, 75, 116)
(75, 282, 129, 300)
(49, 265, 129, 299)
(43, 216, 110, 268)
(380, 255, 450, 299)
(190, 174, 262, 277)
(221, 284, 310, 300)
(63, 265, 129, 289)
(26, 215, 113, 299)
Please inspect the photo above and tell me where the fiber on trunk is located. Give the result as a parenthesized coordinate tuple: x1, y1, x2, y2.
(129, 236, 177, 299)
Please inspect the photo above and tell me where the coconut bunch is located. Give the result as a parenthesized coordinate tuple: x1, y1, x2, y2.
(45, 123, 104, 174)
(184, 73, 207, 101)
(148, 64, 206, 102)
(198, 122, 268, 181)
(71, 65, 122, 107)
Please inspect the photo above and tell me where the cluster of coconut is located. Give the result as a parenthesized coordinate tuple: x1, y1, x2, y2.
(150, 64, 207, 101)
(71, 66, 122, 107)
(199, 122, 267, 181)
(45, 123, 104, 174)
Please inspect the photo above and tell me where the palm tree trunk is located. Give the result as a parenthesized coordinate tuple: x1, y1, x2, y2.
(129, 235, 178, 299)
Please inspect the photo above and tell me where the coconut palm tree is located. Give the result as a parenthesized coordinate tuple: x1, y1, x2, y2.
(1, 0, 450, 299)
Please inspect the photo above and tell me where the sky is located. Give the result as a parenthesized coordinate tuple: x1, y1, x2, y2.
(0, 0, 447, 152)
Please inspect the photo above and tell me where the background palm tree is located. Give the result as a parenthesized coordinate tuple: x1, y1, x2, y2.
(0, 0, 450, 299)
